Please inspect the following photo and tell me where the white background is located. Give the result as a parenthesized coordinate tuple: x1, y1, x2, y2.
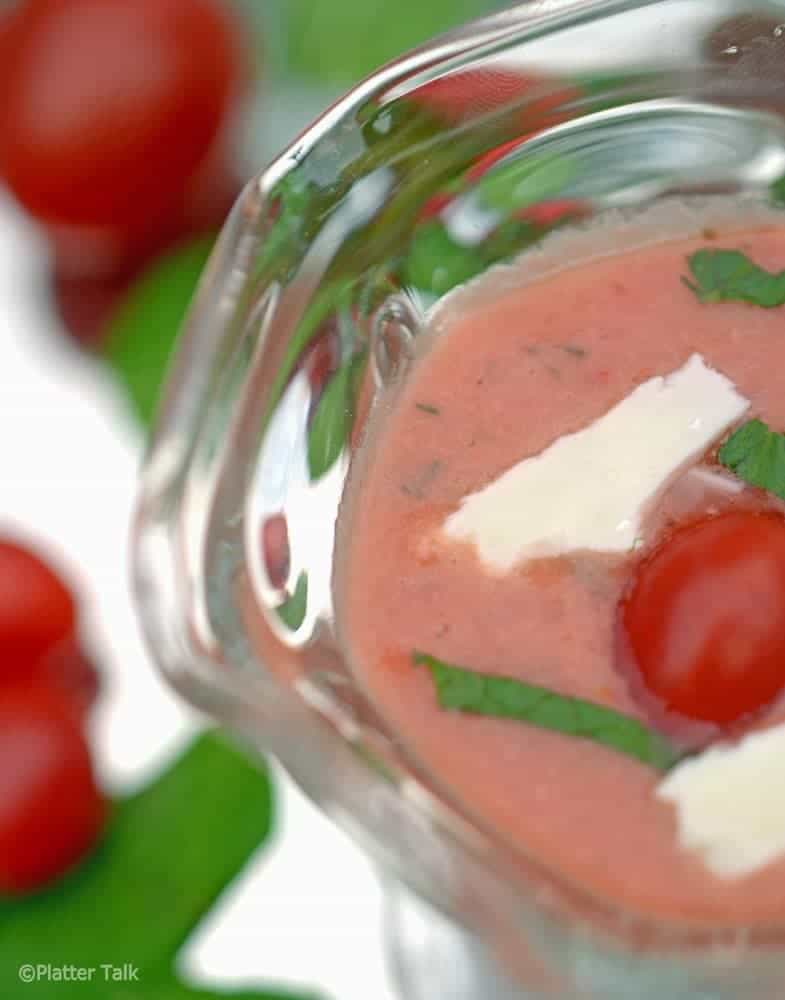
(0, 191, 397, 1000)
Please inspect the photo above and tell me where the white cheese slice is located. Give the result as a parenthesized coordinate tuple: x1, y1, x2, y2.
(443, 354, 749, 571)
(658, 723, 785, 878)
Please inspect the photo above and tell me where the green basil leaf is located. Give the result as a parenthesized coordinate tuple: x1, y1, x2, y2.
(276, 572, 308, 631)
(307, 354, 366, 480)
(718, 418, 785, 500)
(415, 653, 683, 772)
(263, 281, 356, 437)
(404, 222, 486, 296)
(683, 249, 785, 307)
(103, 239, 215, 427)
(770, 169, 785, 207)
(284, 0, 487, 86)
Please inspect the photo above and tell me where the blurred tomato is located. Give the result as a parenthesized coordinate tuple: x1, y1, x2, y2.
(52, 269, 134, 348)
(0, 687, 104, 894)
(48, 149, 240, 282)
(0, 540, 99, 718)
(51, 166, 236, 347)
(51, 141, 238, 345)
(34, 633, 100, 721)
(0, 0, 247, 246)
(0, 540, 75, 669)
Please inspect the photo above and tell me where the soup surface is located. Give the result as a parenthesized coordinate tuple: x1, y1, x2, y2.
(339, 200, 785, 925)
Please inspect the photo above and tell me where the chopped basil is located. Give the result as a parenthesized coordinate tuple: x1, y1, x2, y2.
(683, 248, 785, 307)
(414, 653, 683, 772)
(718, 418, 785, 501)
(400, 460, 443, 500)
(415, 402, 440, 415)
(559, 343, 588, 359)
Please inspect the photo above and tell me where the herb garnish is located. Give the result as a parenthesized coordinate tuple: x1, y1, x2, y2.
(415, 402, 440, 415)
(683, 249, 785, 307)
(400, 459, 443, 500)
(414, 653, 683, 772)
(276, 572, 308, 631)
(560, 343, 588, 359)
(307, 352, 366, 480)
(718, 418, 785, 501)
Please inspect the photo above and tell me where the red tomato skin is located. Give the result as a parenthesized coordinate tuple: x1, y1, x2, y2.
(33, 634, 101, 720)
(51, 268, 134, 348)
(0, 687, 104, 894)
(0, 0, 245, 229)
(47, 151, 240, 283)
(50, 166, 236, 346)
(0, 540, 75, 675)
(618, 510, 785, 728)
(0, 540, 99, 719)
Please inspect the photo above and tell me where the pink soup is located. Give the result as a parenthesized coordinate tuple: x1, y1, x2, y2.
(339, 202, 785, 927)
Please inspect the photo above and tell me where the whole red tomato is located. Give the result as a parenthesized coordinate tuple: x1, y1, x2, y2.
(0, 0, 246, 234)
(0, 540, 75, 669)
(618, 510, 785, 728)
(0, 687, 105, 894)
(0, 540, 99, 717)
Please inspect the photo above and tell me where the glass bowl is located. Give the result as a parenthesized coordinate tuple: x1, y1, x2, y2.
(132, 2, 785, 997)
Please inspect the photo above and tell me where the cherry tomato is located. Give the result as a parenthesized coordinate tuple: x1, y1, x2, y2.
(34, 634, 100, 720)
(0, 687, 104, 894)
(51, 165, 238, 346)
(48, 150, 240, 283)
(0, 0, 245, 230)
(51, 269, 134, 348)
(618, 510, 785, 727)
(0, 540, 75, 673)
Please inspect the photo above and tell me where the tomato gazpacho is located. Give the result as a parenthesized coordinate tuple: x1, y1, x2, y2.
(339, 200, 785, 926)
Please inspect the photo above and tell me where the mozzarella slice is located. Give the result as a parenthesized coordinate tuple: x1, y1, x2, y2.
(658, 723, 785, 878)
(443, 354, 749, 571)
